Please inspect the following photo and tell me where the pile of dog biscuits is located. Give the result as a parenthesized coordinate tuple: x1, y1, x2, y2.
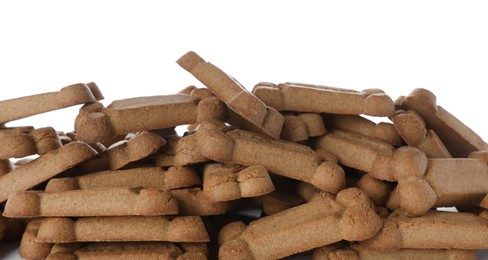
(1, 51, 487, 259)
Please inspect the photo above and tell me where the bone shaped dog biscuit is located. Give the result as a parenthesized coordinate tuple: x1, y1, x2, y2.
(0, 127, 62, 159)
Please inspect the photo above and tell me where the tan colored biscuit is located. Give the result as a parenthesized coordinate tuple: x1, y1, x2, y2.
(218, 188, 382, 260)
(324, 114, 402, 146)
(396, 88, 488, 157)
(0, 82, 103, 124)
(196, 126, 345, 193)
(312, 242, 359, 260)
(280, 113, 326, 142)
(362, 210, 488, 250)
(177, 51, 284, 139)
(171, 188, 230, 216)
(0, 159, 12, 177)
(36, 216, 209, 243)
(154, 135, 181, 167)
(256, 188, 305, 216)
(107, 131, 166, 170)
(0, 127, 62, 159)
(391, 110, 451, 158)
(155, 133, 210, 167)
(468, 150, 488, 162)
(355, 174, 391, 206)
(0, 142, 98, 203)
(3, 187, 178, 218)
(252, 82, 395, 117)
(75, 91, 227, 143)
(45, 166, 200, 192)
(19, 220, 53, 260)
(202, 163, 274, 202)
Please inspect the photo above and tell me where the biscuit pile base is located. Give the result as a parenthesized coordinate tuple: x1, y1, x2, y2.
(0, 51, 487, 259)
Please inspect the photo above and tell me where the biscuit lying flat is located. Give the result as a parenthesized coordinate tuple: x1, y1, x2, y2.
(280, 113, 326, 142)
(0, 82, 103, 124)
(177, 51, 284, 139)
(0, 127, 62, 159)
(19, 220, 53, 260)
(36, 216, 209, 243)
(3, 188, 178, 218)
(0, 142, 98, 203)
(253, 82, 395, 117)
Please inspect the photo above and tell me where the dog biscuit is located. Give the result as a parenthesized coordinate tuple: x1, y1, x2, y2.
(196, 126, 345, 193)
(252, 82, 395, 117)
(468, 150, 488, 162)
(362, 210, 488, 250)
(19, 220, 53, 260)
(202, 163, 274, 202)
(155, 133, 210, 167)
(218, 188, 382, 259)
(75, 91, 227, 143)
(392, 110, 451, 158)
(0, 127, 62, 159)
(0, 159, 12, 177)
(107, 131, 166, 170)
(0, 82, 103, 124)
(154, 135, 181, 167)
(280, 113, 326, 142)
(355, 174, 391, 206)
(36, 216, 209, 243)
(253, 174, 304, 215)
(323, 114, 402, 146)
(177, 51, 284, 139)
(3, 187, 178, 218)
(45, 166, 200, 192)
(396, 88, 488, 157)
(0, 142, 98, 203)
(171, 188, 230, 216)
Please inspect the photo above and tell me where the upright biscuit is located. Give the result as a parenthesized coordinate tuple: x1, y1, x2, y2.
(196, 126, 345, 193)
(45, 166, 200, 192)
(391, 110, 451, 158)
(171, 188, 230, 216)
(107, 131, 166, 170)
(19, 220, 53, 260)
(177, 51, 284, 139)
(0, 82, 103, 124)
(0, 127, 62, 159)
(280, 113, 326, 142)
(362, 210, 488, 250)
(323, 114, 402, 146)
(218, 188, 382, 260)
(0, 142, 98, 203)
(36, 216, 209, 243)
(252, 82, 395, 117)
(202, 163, 274, 202)
(3, 188, 178, 218)
(75, 92, 227, 143)
(396, 88, 488, 157)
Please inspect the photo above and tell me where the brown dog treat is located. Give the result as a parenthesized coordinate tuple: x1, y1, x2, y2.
(0, 127, 62, 159)
(45, 166, 200, 192)
(107, 131, 166, 170)
(392, 110, 451, 158)
(155, 131, 210, 167)
(36, 216, 209, 243)
(396, 88, 488, 157)
(257, 188, 305, 216)
(0, 159, 12, 177)
(362, 210, 488, 250)
(0, 82, 103, 124)
(171, 188, 230, 216)
(196, 127, 345, 193)
(202, 163, 274, 202)
(468, 150, 488, 162)
(75, 90, 227, 143)
(324, 114, 402, 146)
(177, 51, 284, 139)
(280, 113, 326, 142)
(19, 220, 53, 260)
(154, 135, 181, 167)
(4, 187, 178, 218)
(252, 82, 395, 117)
(356, 174, 391, 206)
(0, 142, 98, 203)
(218, 188, 382, 260)
(312, 242, 360, 260)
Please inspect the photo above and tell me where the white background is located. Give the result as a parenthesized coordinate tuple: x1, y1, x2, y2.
(1, 1, 487, 259)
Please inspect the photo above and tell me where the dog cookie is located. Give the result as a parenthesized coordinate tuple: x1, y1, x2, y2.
(171, 188, 230, 216)
(396, 88, 488, 157)
(177, 51, 284, 139)
(36, 216, 209, 243)
(155, 133, 209, 167)
(154, 135, 181, 167)
(0, 159, 11, 177)
(0, 82, 103, 124)
(196, 126, 345, 193)
(218, 188, 382, 260)
(19, 220, 53, 260)
(362, 210, 488, 251)
(391, 110, 451, 158)
(75, 91, 227, 143)
(468, 150, 488, 162)
(252, 174, 304, 215)
(0, 127, 62, 159)
(45, 166, 200, 192)
(323, 114, 402, 146)
(355, 174, 391, 206)
(3, 187, 178, 218)
(280, 113, 326, 142)
(202, 163, 274, 202)
(252, 82, 395, 117)
(107, 131, 166, 170)
(0, 142, 98, 203)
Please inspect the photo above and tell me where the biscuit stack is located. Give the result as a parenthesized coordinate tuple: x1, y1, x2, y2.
(0, 51, 487, 259)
